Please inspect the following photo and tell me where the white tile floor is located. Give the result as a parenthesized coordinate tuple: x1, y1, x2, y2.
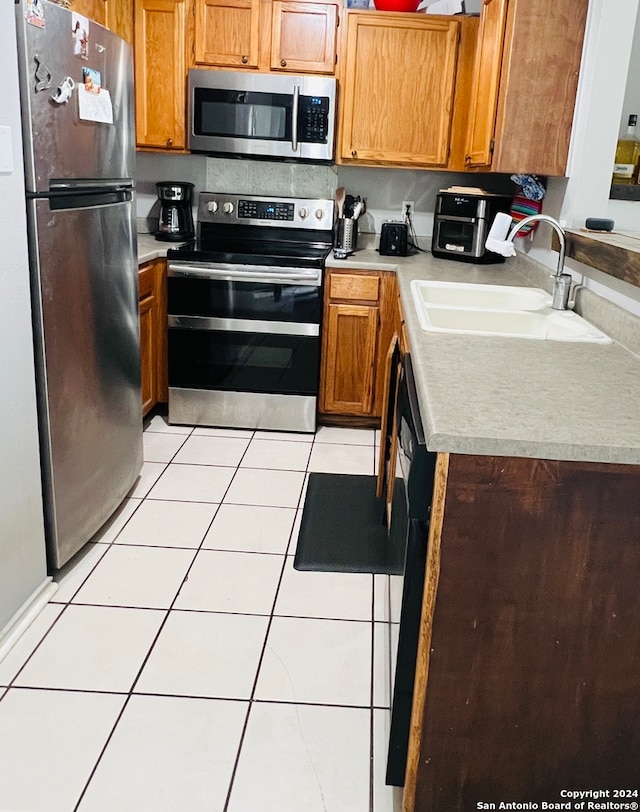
(0, 418, 405, 812)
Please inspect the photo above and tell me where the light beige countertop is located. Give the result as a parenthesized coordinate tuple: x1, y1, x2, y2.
(137, 233, 170, 264)
(138, 232, 640, 464)
(329, 236, 640, 465)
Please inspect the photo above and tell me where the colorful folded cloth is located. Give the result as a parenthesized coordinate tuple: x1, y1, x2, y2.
(510, 195, 543, 237)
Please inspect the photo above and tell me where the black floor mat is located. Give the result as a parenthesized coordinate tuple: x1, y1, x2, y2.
(293, 473, 404, 575)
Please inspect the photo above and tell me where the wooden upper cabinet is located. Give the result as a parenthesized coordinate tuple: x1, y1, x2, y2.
(339, 12, 460, 167)
(491, 0, 588, 175)
(71, 0, 108, 25)
(134, 0, 187, 150)
(70, 0, 133, 42)
(194, 0, 261, 68)
(270, 1, 338, 74)
(464, 0, 507, 169)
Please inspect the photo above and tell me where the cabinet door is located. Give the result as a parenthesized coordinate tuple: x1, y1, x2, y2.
(271, 1, 338, 74)
(491, 0, 588, 175)
(464, 0, 507, 169)
(321, 303, 379, 415)
(106, 0, 134, 43)
(71, 0, 133, 42)
(139, 293, 155, 416)
(339, 13, 459, 167)
(71, 0, 107, 24)
(134, 0, 186, 150)
(139, 260, 167, 414)
(195, 0, 261, 68)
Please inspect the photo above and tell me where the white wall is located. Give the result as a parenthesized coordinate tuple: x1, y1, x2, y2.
(0, 3, 48, 636)
(560, 0, 639, 230)
(620, 9, 640, 136)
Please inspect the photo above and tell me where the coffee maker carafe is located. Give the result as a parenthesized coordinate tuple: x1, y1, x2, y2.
(155, 182, 195, 242)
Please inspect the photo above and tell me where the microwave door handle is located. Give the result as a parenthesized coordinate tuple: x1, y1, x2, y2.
(291, 85, 300, 152)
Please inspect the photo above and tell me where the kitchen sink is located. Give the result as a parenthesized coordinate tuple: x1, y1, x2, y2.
(411, 280, 552, 311)
(410, 280, 611, 343)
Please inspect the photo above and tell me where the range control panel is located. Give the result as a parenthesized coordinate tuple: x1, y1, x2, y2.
(237, 199, 295, 221)
(197, 193, 334, 231)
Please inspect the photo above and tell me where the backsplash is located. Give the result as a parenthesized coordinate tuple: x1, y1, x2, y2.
(135, 152, 515, 237)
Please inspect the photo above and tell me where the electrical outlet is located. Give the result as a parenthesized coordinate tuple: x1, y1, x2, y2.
(402, 200, 414, 222)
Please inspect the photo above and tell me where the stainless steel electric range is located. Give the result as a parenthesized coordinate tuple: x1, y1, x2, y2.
(166, 192, 334, 433)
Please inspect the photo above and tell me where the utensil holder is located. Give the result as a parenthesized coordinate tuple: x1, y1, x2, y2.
(334, 217, 358, 258)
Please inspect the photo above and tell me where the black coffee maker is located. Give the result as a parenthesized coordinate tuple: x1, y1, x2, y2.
(155, 182, 195, 242)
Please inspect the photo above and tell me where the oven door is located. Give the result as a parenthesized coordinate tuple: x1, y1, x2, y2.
(167, 262, 322, 323)
(167, 261, 322, 431)
(432, 216, 485, 258)
(168, 318, 320, 395)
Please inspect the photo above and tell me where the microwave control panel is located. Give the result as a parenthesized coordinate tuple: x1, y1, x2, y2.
(299, 97, 330, 143)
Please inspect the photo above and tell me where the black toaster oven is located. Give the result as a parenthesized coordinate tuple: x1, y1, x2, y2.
(431, 191, 512, 264)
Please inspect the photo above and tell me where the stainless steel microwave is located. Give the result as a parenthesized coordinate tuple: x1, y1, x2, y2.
(188, 69, 337, 163)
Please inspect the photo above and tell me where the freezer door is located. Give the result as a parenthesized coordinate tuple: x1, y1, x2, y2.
(16, 0, 134, 192)
(28, 194, 142, 569)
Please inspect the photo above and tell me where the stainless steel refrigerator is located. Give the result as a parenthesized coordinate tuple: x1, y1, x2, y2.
(15, 0, 142, 569)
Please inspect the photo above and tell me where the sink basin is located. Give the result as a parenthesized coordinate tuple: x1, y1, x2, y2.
(411, 280, 552, 311)
(410, 280, 611, 343)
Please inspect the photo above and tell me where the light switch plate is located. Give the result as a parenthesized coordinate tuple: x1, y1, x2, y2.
(0, 126, 15, 174)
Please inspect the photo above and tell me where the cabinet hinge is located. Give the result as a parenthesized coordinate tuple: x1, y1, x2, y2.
(490, 138, 495, 154)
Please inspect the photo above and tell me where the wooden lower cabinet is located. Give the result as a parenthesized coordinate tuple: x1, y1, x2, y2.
(138, 259, 167, 416)
(403, 453, 640, 810)
(319, 267, 397, 423)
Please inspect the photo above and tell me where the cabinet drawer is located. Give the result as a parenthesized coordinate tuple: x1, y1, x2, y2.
(138, 262, 155, 299)
(329, 273, 380, 302)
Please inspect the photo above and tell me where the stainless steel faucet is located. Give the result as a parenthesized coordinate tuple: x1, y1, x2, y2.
(506, 214, 571, 310)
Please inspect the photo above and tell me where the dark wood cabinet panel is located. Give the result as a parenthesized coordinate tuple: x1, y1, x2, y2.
(405, 454, 640, 809)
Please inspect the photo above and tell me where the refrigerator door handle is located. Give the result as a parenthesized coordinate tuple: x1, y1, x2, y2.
(28, 186, 133, 210)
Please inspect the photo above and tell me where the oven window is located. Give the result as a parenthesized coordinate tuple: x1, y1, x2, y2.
(194, 89, 292, 141)
(435, 221, 474, 253)
(168, 329, 320, 396)
(168, 278, 321, 324)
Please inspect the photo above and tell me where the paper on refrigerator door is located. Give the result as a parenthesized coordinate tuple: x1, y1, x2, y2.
(77, 83, 113, 124)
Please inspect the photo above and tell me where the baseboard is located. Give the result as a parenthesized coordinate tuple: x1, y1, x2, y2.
(0, 578, 58, 664)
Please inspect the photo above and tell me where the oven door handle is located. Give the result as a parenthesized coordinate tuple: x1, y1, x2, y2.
(167, 262, 321, 286)
(291, 84, 300, 152)
(168, 315, 319, 336)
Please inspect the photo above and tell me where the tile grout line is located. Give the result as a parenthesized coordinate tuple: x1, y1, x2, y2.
(222, 431, 317, 809)
(4, 422, 380, 810)
(72, 422, 233, 811)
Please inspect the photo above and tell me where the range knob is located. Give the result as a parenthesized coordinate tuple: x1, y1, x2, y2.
(315, 208, 325, 220)
(207, 201, 218, 213)
(299, 207, 309, 220)
(223, 202, 235, 215)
